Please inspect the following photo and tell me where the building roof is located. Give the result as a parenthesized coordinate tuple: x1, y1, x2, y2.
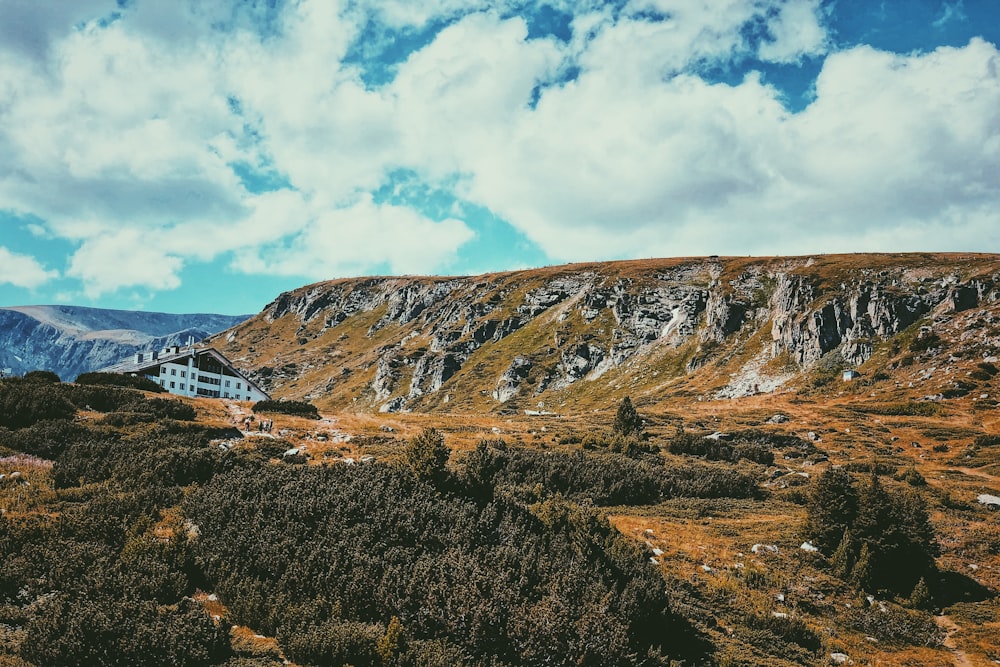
(100, 346, 269, 398)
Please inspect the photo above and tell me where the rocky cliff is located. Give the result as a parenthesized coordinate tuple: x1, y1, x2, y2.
(0, 306, 250, 380)
(209, 254, 1000, 413)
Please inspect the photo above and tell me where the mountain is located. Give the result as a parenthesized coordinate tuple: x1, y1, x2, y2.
(208, 252, 1000, 414)
(0, 305, 251, 380)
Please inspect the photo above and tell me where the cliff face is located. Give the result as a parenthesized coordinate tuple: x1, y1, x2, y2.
(209, 254, 1000, 413)
(0, 306, 250, 380)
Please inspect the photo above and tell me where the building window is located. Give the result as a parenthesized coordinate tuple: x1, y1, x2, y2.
(236, 382, 242, 389)
(170, 381, 175, 388)
(224, 392, 229, 398)
(180, 384, 185, 390)
(180, 371, 186, 378)
(171, 369, 176, 376)
(225, 380, 231, 387)
(160, 367, 166, 374)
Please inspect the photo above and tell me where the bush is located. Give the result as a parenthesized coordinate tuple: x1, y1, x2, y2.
(0, 419, 92, 459)
(23, 370, 61, 384)
(842, 603, 943, 647)
(850, 402, 942, 417)
(0, 379, 76, 428)
(74, 372, 165, 393)
(251, 400, 319, 419)
(806, 469, 939, 596)
(184, 462, 707, 666)
(20, 595, 230, 667)
(404, 427, 450, 483)
(612, 396, 642, 437)
(668, 428, 776, 465)
(52, 423, 230, 489)
(461, 441, 759, 505)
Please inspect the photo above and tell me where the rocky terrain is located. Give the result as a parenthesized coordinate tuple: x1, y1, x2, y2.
(208, 253, 1000, 414)
(0, 305, 250, 380)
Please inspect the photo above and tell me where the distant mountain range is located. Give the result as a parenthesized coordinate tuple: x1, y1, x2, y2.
(0, 305, 251, 380)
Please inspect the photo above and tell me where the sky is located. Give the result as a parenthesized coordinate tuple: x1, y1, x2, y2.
(0, 0, 998, 315)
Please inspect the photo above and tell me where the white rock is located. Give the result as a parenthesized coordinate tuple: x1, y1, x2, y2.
(800, 541, 819, 552)
(978, 494, 1000, 509)
(830, 652, 851, 665)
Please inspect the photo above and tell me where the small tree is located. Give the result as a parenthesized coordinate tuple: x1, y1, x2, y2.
(909, 577, 933, 611)
(404, 427, 450, 482)
(612, 396, 642, 437)
(377, 615, 403, 666)
(829, 528, 855, 580)
(806, 467, 859, 553)
(849, 543, 873, 591)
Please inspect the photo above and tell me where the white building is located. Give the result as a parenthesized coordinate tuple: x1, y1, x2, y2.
(101, 345, 269, 401)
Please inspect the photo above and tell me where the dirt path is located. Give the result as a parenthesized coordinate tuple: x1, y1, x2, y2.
(947, 466, 999, 484)
(936, 615, 973, 667)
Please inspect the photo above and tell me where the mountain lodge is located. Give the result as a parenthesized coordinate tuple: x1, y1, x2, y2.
(101, 345, 269, 401)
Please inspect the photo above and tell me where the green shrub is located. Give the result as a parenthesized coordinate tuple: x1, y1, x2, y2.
(20, 595, 230, 667)
(612, 396, 642, 437)
(849, 402, 942, 416)
(404, 427, 450, 483)
(842, 603, 943, 647)
(0, 419, 92, 459)
(0, 379, 76, 428)
(251, 399, 319, 419)
(22, 370, 61, 384)
(74, 372, 165, 393)
(461, 441, 759, 505)
(667, 428, 776, 465)
(185, 462, 706, 666)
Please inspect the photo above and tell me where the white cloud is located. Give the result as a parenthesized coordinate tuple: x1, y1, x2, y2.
(758, 0, 828, 63)
(419, 34, 1000, 261)
(235, 196, 475, 279)
(0, 0, 996, 301)
(0, 246, 58, 289)
(67, 228, 185, 297)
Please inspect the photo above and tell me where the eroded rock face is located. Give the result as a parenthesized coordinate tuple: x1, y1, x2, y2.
(769, 275, 955, 366)
(233, 257, 1000, 410)
(493, 357, 532, 403)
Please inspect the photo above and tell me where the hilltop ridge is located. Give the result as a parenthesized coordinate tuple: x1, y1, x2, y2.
(208, 253, 1000, 414)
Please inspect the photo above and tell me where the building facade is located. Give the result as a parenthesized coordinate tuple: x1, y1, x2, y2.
(101, 346, 269, 401)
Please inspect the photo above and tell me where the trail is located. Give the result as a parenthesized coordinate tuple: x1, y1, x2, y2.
(935, 615, 973, 667)
(947, 466, 999, 484)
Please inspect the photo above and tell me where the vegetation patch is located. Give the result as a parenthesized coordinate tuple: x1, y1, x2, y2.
(75, 372, 166, 393)
(251, 399, 319, 419)
(848, 402, 943, 417)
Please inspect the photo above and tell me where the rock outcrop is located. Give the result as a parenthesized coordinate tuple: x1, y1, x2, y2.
(208, 254, 1000, 412)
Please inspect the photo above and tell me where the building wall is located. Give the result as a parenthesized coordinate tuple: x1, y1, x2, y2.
(147, 357, 267, 402)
